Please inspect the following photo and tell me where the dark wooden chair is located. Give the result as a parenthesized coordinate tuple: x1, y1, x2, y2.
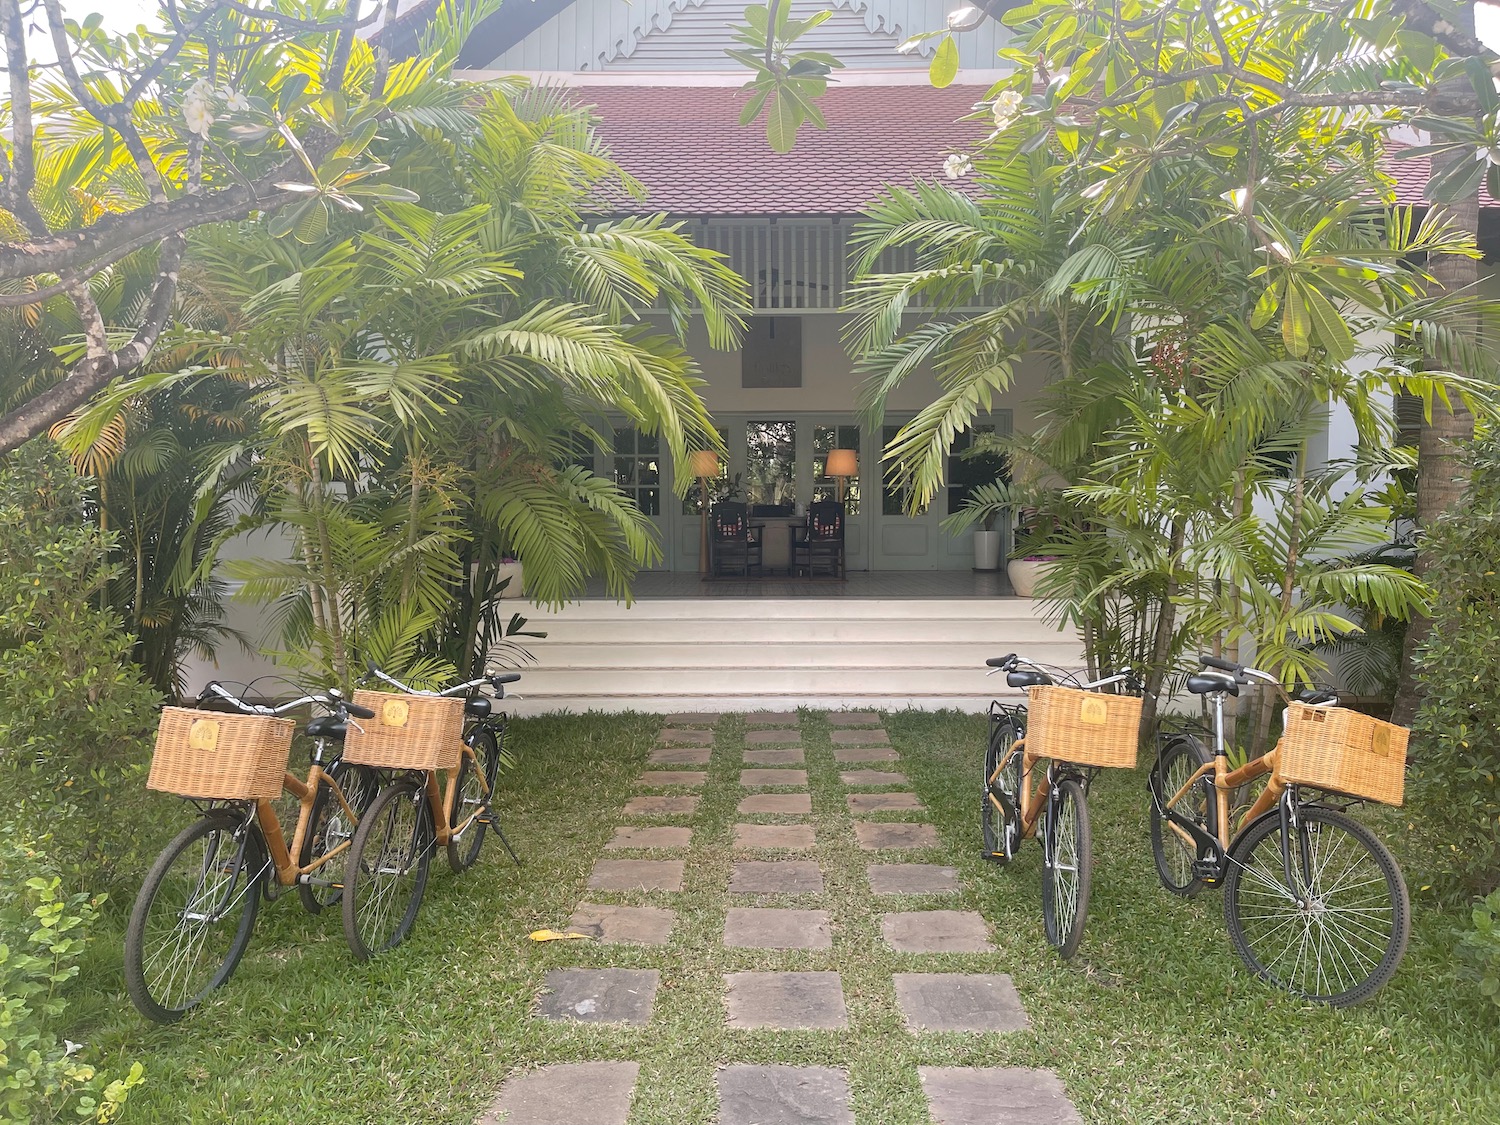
(792, 501, 845, 578)
(710, 501, 762, 577)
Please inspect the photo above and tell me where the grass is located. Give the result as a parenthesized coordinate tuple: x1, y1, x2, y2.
(72, 709, 1499, 1124)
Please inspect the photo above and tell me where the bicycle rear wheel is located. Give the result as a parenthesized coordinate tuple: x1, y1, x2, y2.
(447, 727, 500, 873)
(342, 777, 434, 961)
(124, 811, 262, 1023)
(1041, 776, 1091, 960)
(299, 761, 378, 914)
(1150, 735, 1215, 896)
(1223, 804, 1410, 1007)
(982, 716, 1023, 863)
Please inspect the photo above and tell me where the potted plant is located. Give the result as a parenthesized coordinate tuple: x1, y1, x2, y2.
(495, 555, 524, 599)
(941, 480, 1020, 573)
(1006, 507, 1059, 598)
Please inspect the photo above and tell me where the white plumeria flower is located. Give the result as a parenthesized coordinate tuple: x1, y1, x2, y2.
(187, 77, 215, 101)
(64, 1040, 83, 1056)
(183, 96, 214, 136)
(223, 88, 250, 112)
(943, 152, 973, 179)
(992, 89, 1024, 130)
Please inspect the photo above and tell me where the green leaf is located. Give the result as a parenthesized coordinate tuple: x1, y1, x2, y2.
(1282, 280, 1310, 356)
(1250, 281, 1282, 330)
(738, 86, 771, 126)
(766, 89, 802, 153)
(930, 35, 959, 89)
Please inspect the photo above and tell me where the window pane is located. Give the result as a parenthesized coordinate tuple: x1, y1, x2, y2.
(812, 423, 860, 514)
(746, 420, 796, 512)
(947, 426, 1007, 515)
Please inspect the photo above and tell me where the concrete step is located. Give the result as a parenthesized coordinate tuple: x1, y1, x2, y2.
(526, 616, 1073, 646)
(518, 640, 1080, 669)
(517, 596, 1049, 621)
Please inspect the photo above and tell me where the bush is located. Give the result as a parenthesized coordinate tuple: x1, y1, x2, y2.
(1455, 890, 1500, 1009)
(1408, 434, 1500, 899)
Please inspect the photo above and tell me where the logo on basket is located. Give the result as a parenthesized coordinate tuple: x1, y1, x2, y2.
(381, 699, 410, 728)
(1371, 726, 1391, 758)
(188, 718, 220, 752)
(1079, 698, 1108, 726)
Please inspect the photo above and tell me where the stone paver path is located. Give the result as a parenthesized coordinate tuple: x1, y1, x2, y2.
(622, 794, 698, 816)
(725, 971, 848, 1028)
(603, 826, 690, 850)
(718, 1065, 853, 1125)
(535, 969, 659, 1025)
(480, 1062, 640, 1125)
(566, 903, 676, 945)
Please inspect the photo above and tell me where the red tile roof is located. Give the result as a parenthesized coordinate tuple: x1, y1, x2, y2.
(1380, 144, 1499, 208)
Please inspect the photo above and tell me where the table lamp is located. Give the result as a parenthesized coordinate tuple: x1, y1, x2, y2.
(690, 450, 719, 575)
(825, 448, 858, 505)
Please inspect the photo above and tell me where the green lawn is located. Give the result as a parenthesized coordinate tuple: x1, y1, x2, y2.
(75, 710, 1498, 1124)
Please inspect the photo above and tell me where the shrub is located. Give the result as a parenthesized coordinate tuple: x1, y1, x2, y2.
(1456, 890, 1500, 1010)
(1408, 434, 1500, 899)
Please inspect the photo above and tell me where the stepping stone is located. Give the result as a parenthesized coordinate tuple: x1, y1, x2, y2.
(827, 712, 881, 727)
(831, 728, 891, 746)
(739, 793, 812, 815)
(729, 860, 823, 894)
(868, 864, 960, 895)
(588, 859, 684, 892)
(893, 973, 1028, 1032)
(724, 907, 832, 950)
(743, 748, 805, 765)
(480, 1062, 640, 1125)
(853, 822, 940, 851)
(604, 826, 691, 850)
(734, 823, 816, 850)
(623, 795, 699, 816)
(649, 746, 711, 765)
(636, 771, 706, 788)
(718, 1065, 852, 1125)
(566, 903, 676, 945)
(666, 712, 720, 726)
(725, 971, 848, 1029)
(746, 728, 802, 744)
(881, 911, 992, 953)
(840, 770, 908, 787)
(834, 747, 898, 763)
(918, 1067, 1083, 1125)
(535, 968, 659, 1025)
(745, 711, 800, 726)
(741, 769, 807, 788)
(658, 728, 714, 746)
(848, 792, 925, 813)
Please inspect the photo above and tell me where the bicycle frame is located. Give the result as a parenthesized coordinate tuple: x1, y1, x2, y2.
(254, 756, 364, 887)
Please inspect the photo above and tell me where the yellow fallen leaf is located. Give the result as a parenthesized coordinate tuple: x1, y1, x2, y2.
(528, 929, 592, 942)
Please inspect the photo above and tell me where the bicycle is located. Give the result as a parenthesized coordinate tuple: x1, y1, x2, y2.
(338, 663, 521, 961)
(1148, 654, 1411, 1006)
(981, 653, 1143, 959)
(125, 682, 379, 1023)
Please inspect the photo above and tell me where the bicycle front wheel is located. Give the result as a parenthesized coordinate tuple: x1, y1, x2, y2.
(1150, 735, 1215, 896)
(447, 727, 500, 873)
(1041, 776, 1091, 960)
(1223, 804, 1410, 1007)
(124, 812, 262, 1023)
(342, 777, 434, 961)
(982, 716, 1023, 863)
(299, 761, 379, 914)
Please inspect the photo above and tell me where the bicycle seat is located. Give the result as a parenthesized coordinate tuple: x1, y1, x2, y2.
(1186, 672, 1238, 697)
(1008, 670, 1053, 689)
(305, 715, 347, 740)
(465, 695, 492, 718)
(1294, 688, 1338, 706)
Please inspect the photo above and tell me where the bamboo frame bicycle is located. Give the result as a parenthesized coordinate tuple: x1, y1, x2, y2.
(1148, 654, 1410, 1006)
(982, 653, 1141, 959)
(339, 664, 521, 961)
(124, 683, 378, 1023)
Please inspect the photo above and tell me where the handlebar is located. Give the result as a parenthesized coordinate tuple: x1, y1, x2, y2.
(364, 660, 520, 699)
(197, 681, 374, 720)
(1196, 654, 1280, 687)
(985, 654, 1142, 694)
(985, 653, 1017, 670)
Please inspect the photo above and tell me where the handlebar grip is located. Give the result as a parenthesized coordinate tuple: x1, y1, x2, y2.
(1199, 654, 1241, 673)
(346, 702, 376, 719)
(365, 657, 378, 675)
(491, 673, 522, 686)
(196, 679, 221, 702)
(985, 653, 1016, 669)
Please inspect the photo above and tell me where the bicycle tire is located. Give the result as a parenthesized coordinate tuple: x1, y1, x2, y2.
(342, 776, 433, 961)
(1041, 776, 1091, 960)
(1223, 804, 1410, 1007)
(447, 727, 500, 873)
(124, 811, 262, 1023)
(982, 715, 1024, 863)
(298, 761, 378, 914)
(1150, 734, 1216, 897)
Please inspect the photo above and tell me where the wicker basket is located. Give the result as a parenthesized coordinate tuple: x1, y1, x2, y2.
(1025, 685, 1142, 769)
(147, 707, 296, 800)
(342, 690, 464, 771)
(1275, 704, 1408, 806)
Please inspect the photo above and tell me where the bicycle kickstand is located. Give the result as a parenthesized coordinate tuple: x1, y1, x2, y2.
(481, 800, 521, 867)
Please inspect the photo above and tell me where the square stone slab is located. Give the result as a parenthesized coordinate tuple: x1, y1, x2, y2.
(649, 746, 711, 765)
(827, 712, 881, 727)
(881, 910, 993, 953)
(834, 747, 899, 763)
(535, 969, 659, 1025)
(848, 792, 925, 813)
(725, 971, 848, 1029)
(919, 1067, 1084, 1125)
(588, 859, 684, 892)
(840, 770, 908, 787)
(745, 711, 800, 726)
(566, 903, 676, 945)
(623, 795, 699, 816)
(831, 728, 891, 746)
(868, 864, 961, 895)
(743, 748, 805, 765)
(745, 728, 802, 744)
(604, 826, 692, 851)
(894, 973, 1028, 1032)
(636, 771, 706, 788)
(718, 1065, 852, 1125)
(724, 907, 832, 950)
(658, 728, 714, 746)
(666, 712, 720, 726)
(479, 1062, 640, 1125)
(729, 860, 823, 894)
(734, 823, 816, 850)
(854, 822, 941, 851)
(739, 792, 813, 815)
(741, 769, 808, 788)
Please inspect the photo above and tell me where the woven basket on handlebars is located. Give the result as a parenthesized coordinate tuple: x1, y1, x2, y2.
(1025, 685, 1142, 769)
(342, 690, 464, 771)
(1274, 703, 1407, 806)
(147, 707, 296, 800)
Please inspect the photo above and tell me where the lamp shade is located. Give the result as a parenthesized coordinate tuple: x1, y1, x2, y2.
(689, 450, 719, 478)
(825, 448, 858, 478)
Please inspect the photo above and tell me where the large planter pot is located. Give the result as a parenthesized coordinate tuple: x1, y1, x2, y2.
(495, 561, 525, 599)
(972, 529, 1002, 571)
(1006, 558, 1055, 598)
